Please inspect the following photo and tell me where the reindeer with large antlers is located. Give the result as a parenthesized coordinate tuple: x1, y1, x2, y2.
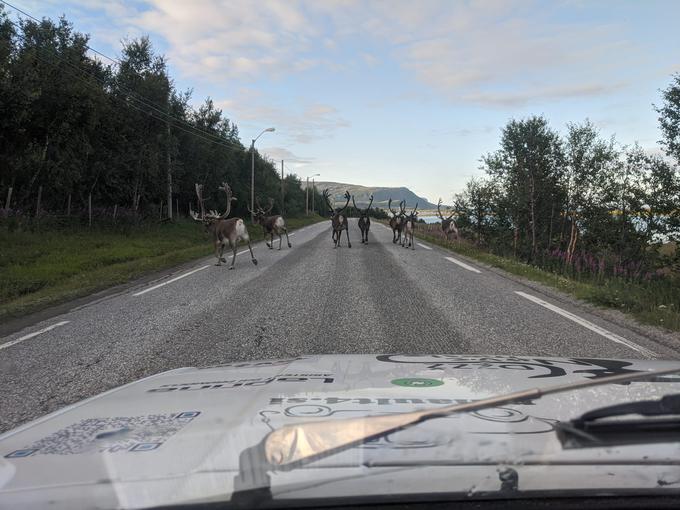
(388, 198, 406, 244)
(323, 189, 351, 248)
(352, 194, 373, 244)
(437, 198, 459, 241)
(248, 197, 292, 250)
(190, 182, 257, 269)
(401, 202, 418, 249)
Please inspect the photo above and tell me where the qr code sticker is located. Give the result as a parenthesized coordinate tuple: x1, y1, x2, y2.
(5, 411, 200, 458)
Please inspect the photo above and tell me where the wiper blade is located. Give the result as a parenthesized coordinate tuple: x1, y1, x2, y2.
(557, 393, 680, 448)
(231, 366, 680, 506)
(263, 366, 680, 470)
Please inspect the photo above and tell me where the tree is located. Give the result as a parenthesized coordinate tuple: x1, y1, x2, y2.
(482, 116, 563, 261)
(656, 73, 680, 165)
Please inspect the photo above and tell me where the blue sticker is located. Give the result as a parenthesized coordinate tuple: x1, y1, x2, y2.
(176, 411, 201, 420)
(129, 442, 161, 452)
(5, 448, 39, 458)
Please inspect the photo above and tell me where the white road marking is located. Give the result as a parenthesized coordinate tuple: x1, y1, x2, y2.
(133, 265, 210, 296)
(136, 231, 297, 292)
(0, 321, 70, 351)
(515, 291, 655, 358)
(444, 256, 481, 273)
(417, 243, 433, 250)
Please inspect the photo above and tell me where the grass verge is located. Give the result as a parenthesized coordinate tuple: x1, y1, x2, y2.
(411, 227, 680, 333)
(0, 215, 324, 322)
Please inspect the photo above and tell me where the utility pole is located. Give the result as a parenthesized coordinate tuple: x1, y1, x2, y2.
(305, 173, 320, 216)
(166, 117, 173, 221)
(281, 159, 285, 215)
(312, 177, 316, 215)
(250, 139, 255, 222)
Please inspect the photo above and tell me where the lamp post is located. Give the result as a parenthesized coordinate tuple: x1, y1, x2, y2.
(250, 127, 275, 222)
(312, 177, 316, 215)
(306, 173, 320, 216)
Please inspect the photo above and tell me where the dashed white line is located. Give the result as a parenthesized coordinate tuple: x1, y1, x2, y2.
(0, 321, 70, 351)
(444, 256, 481, 273)
(133, 265, 210, 296)
(515, 291, 655, 358)
(417, 243, 433, 250)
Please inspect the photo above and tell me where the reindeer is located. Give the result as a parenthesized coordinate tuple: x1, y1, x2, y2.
(190, 182, 257, 269)
(248, 197, 292, 250)
(352, 194, 373, 244)
(401, 202, 418, 249)
(437, 198, 459, 240)
(388, 198, 406, 244)
(322, 189, 351, 248)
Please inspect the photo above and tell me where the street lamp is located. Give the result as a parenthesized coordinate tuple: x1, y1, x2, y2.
(250, 127, 275, 222)
(306, 173, 320, 216)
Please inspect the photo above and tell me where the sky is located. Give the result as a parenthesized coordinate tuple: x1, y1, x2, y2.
(10, 0, 680, 203)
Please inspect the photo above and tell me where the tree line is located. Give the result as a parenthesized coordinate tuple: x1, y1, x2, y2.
(0, 8, 319, 224)
(451, 76, 680, 279)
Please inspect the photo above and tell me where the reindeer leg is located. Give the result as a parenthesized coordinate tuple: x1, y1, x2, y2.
(284, 228, 291, 248)
(215, 241, 223, 266)
(248, 239, 258, 266)
(278, 231, 283, 250)
(229, 241, 237, 270)
(346, 227, 351, 248)
(219, 242, 227, 263)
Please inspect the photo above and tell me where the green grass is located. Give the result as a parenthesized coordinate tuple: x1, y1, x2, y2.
(0, 215, 324, 322)
(410, 226, 680, 333)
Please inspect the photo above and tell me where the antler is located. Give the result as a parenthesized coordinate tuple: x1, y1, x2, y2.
(336, 190, 351, 214)
(437, 198, 455, 221)
(217, 182, 236, 219)
(352, 196, 359, 211)
(366, 194, 374, 211)
(264, 198, 274, 214)
(399, 200, 406, 216)
(190, 183, 206, 222)
(388, 198, 397, 216)
(411, 202, 418, 216)
(322, 189, 335, 214)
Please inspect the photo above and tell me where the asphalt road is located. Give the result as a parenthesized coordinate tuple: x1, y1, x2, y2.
(1, 219, 679, 433)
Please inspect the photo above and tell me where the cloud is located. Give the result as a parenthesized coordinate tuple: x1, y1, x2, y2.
(53, 0, 643, 107)
(217, 93, 349, 144)
(261, 147, 315, 165)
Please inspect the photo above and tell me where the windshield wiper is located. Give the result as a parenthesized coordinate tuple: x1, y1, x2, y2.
(231, 366, 680, 506)
(557, 393, 680, 448)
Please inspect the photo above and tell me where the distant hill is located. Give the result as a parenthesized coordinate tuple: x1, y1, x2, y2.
(311, 181, 438, 210)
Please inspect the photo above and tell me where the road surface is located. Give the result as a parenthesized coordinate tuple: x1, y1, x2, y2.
(1, 219, 678, 433)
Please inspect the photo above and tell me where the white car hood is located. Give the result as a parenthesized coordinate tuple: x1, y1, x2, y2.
(1, 354, 680, 509)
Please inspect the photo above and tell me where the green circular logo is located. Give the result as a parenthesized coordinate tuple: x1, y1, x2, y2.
(391, 378, 444, 388)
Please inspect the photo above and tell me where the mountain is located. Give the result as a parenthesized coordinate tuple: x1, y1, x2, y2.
(310, 181, 439, 210)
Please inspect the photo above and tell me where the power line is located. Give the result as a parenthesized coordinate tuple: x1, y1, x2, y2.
(8, 26, 246, 153)
(1, 0, 123, 67)
(1, 0, 248, 152)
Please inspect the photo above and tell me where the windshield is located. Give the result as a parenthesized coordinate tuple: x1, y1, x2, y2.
(1, 1, 680, 509)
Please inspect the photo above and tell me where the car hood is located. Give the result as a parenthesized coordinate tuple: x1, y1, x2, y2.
(1, 354, 680, 509)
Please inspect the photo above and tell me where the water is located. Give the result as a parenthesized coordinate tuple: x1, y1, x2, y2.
(420, 216, 440, 224)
